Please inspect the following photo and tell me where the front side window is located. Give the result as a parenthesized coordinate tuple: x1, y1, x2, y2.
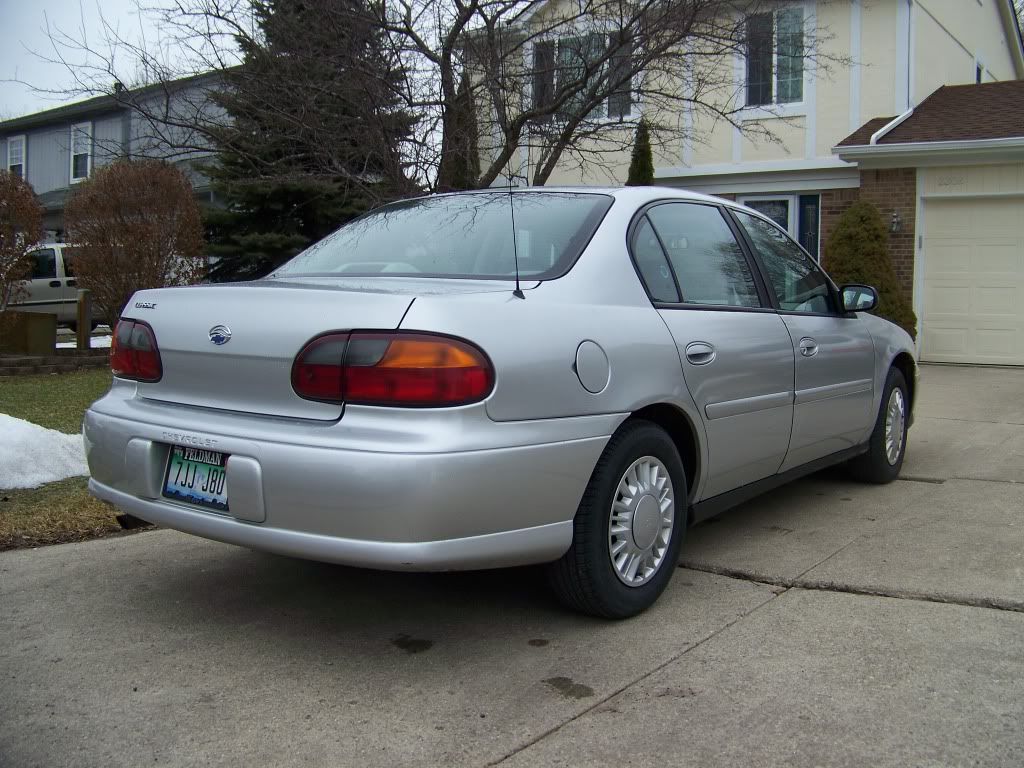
(71, 122, 92, 182)
(275, 192, 612, 280)
(735, 211, 835, 314)
(531, 32, 634, 120)
(30, 248, 57, 280)
(7, 135, 25, 179)
(646, 203, 761, 308)
(745, 7, 804, 107)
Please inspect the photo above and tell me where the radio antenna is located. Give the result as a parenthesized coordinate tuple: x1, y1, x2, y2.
(499, 18, 525, 299)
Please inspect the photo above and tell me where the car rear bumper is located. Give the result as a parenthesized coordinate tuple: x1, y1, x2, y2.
(89, 479, 574, 570)
(84, 395, 615, 570)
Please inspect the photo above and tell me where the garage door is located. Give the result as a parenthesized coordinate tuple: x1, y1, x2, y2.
(921, 197, 1024, 365)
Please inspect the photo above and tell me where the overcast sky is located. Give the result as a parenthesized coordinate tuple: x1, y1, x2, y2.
(0, 0, 153, 119)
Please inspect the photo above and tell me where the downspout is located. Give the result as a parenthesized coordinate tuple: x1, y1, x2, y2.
(870, 107, 915, 145)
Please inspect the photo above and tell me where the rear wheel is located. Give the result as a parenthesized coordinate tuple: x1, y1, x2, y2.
(849, 367, 909, 484)
(547, 420, 687, 619)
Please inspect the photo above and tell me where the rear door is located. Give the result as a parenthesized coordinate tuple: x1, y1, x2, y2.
(635, 202, 795, 500)
(731, 210, 876, 470)
(57, 246, 82, 322)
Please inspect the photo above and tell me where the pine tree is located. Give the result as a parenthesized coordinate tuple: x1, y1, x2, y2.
(204, 0, 414, 281)
(823, 200, 918, 339)
(626, 119, 654, 186)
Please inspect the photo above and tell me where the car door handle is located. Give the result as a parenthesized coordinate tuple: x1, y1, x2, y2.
(49, 280, 61, 288)
(798, 337, 819, 357)
(685, 341, 716, 365)
(66, 279, 77, 288)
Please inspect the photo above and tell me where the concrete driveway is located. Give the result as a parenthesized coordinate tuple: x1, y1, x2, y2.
(2, 364, 1022, 768)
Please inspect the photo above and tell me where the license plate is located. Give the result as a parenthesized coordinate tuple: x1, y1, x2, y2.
(162, 445, 229, 512)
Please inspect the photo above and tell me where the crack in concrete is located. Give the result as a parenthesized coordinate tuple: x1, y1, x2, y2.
(917, 416, 1024, 426)
(487, 588, 782, 766)
(677, 561, 1024, 614)
(950, 476, 1023, 485)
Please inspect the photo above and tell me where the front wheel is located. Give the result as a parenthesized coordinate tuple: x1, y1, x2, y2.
(546, 420, 687, 619)
(849, 367, 909, 484)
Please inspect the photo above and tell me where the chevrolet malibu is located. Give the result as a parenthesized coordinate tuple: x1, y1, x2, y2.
(84, 187, 916, 618)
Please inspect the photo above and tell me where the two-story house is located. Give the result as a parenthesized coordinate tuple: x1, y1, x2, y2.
(523, 0, 1024, 364)
(0, 73, 220, 239)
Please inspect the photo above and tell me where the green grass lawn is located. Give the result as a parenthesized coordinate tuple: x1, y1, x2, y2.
(0, 368, 112, 433)
(1, 369, 126, 550)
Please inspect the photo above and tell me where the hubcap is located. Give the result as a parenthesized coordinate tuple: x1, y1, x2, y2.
(884, 388, 906, 466)
(608, 456, 675, 587)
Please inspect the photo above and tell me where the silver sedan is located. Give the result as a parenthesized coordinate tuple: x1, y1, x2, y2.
(84, 187, 917, 618)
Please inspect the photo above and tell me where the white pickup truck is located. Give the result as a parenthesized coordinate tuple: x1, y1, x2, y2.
(8, 244, 96, 330)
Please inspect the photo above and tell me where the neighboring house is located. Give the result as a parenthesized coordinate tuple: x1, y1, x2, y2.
(837, 80, 1024, 366)
(0, 73, 222, 239)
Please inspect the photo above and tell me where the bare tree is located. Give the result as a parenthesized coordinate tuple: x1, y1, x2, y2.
(0, 172, 43, 314)
(35, 0, 842, 189)
(64, 160, 205, 324)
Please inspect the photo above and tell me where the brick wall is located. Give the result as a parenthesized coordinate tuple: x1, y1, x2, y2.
(857, 168, 917, 298)
(819, 188, 860, 261)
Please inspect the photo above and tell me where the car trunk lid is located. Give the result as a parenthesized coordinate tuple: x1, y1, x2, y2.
(127, 280, 420, 421)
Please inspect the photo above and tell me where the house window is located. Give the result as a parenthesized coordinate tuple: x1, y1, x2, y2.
(70, 122, 92, 182)
(532, 32, 634, 120)
(7, 135, 25, 179)
(738, 194, 820, 260)
(976, 64, 984, 84)
(745, 7, 804, 107)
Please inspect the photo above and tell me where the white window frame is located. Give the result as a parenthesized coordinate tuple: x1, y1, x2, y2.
(738, 193, 822, 261)
(526, 29, 639, 125)
(738, 194, 798, 235)
(70, 121, 93, 183)
(6, 134, 26, 178)
(739, 3, 808, 118)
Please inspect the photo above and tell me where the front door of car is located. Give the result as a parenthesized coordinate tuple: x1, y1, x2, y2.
(732, 211, 876, 470)
(632, 202, 795, 500)
(22, 247, 64, 315)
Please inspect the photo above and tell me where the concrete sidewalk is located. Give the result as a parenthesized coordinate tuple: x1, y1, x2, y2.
(1, 364, 1022, 767)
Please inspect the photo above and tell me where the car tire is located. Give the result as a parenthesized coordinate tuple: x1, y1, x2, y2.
(848, 367, 909, 484)
(546, 419, 687, 619)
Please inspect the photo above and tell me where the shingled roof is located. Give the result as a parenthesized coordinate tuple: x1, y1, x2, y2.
(837, 80, 1024, 148)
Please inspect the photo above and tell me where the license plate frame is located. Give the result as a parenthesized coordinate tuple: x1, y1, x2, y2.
(162, 445, 230, 512)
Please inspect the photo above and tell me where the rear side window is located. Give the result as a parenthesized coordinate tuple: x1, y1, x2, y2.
(646, 203, 761, 308)
(631, 216, 680, 303)
(275, 192, 613, 280)
(29, 249, 57, 280)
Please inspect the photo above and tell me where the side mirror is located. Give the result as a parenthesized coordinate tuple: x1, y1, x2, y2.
(840, 284, 878, 313)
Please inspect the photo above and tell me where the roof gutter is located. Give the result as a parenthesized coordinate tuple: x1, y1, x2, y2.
(870, 107, 915, 144)
(835, 135, 1024, 162)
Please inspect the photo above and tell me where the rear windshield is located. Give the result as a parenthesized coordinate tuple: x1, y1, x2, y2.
(274, 191, 613, 280)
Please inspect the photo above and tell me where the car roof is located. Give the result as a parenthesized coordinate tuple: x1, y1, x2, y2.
(445, 185, 737, 208)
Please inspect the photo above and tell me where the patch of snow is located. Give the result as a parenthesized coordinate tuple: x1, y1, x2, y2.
(0, 414, 88, 489)
(56, 335, 112, 349)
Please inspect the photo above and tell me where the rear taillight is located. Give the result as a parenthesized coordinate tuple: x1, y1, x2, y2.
(291, 332, 494, 407)
(110, 319, 162, 382)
